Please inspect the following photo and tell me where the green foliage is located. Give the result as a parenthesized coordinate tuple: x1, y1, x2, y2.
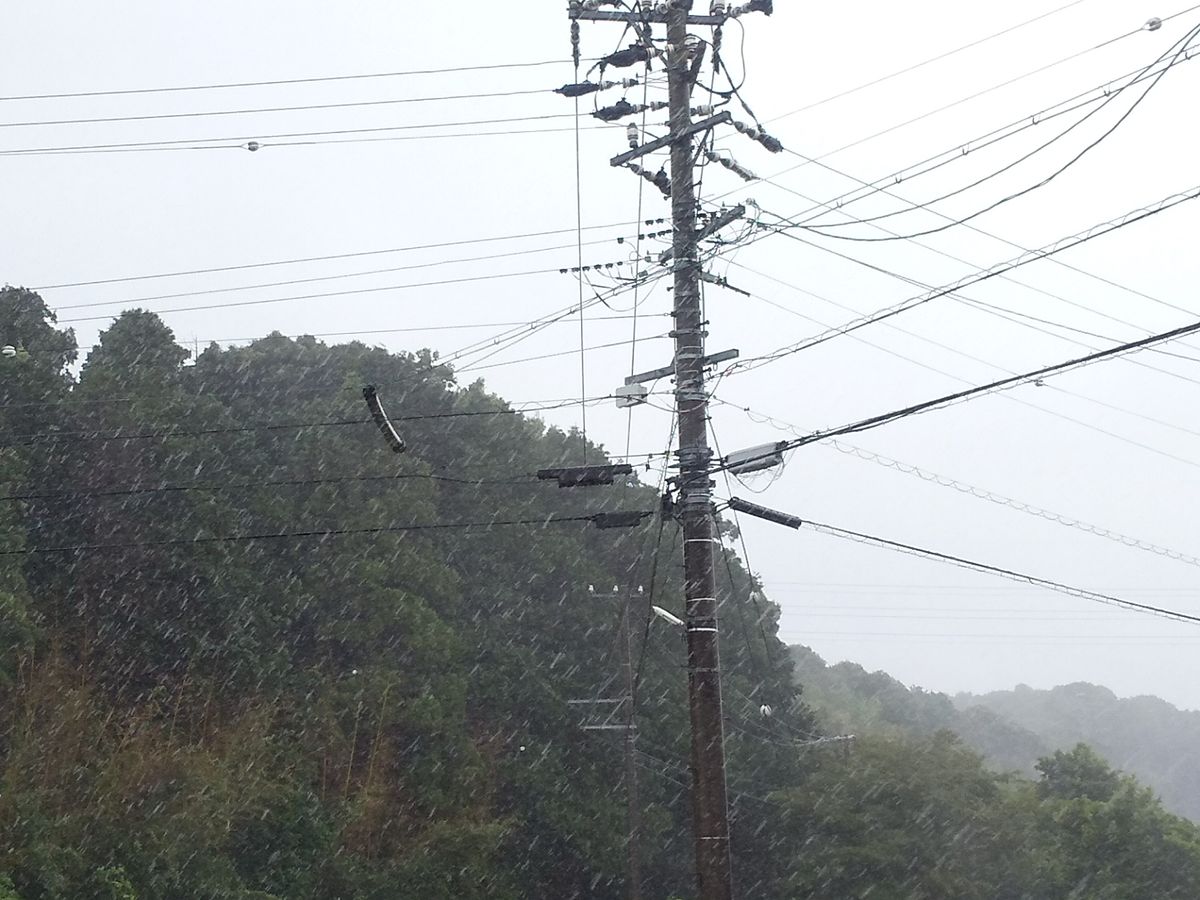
(0, 298, 1195, 898)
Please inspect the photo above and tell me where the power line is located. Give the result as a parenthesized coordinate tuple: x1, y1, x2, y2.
(49, 232, 631, 312)
(34, 220, 643, 291)
(734, 184, 1200, 373)
(736, 145, 1200, 332)
(801, 25, 1200, 242)
(781, 515, 1200, 625)
(733, 5, 1200, 194)
(0, 511, 652, 557)
(723, 259, 1200, 446)
(0, 58, 575, 102)
(822, 439, 1200, 568)
(750, 49, 1194, 233)
(0, 87, 563, 129)
(0, 113, 606, 158)
(767, 0, 1095, 123)
(54, 266, 570, 324)
(736, 316, 1200, 458)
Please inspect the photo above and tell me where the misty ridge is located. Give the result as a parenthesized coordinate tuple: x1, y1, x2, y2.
(0, 289, 1199, 897)
(792, 644, 1200, 821)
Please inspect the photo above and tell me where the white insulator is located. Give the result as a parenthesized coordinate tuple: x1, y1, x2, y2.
(1, 345, 15, 358)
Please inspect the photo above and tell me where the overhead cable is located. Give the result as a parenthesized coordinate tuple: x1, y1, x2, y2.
(735, 184, 1200, 372)
(0, 58, 578, 102)
(799, 518, 1200, 625)
(0, 87, 562, 129)
(34, 220, 640, 291)
(725, 316, 1200, 461)
(767, 0, 1094, 123)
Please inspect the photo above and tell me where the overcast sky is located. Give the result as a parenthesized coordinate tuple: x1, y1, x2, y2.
(4, 1, 1199, 708)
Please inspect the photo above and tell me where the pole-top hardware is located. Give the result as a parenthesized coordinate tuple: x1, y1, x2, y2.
(723, 440, 787, 474)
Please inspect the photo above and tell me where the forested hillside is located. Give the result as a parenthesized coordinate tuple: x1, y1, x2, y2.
(791, 644, 1200, 823)
(2, 287, 1200, 898)
(958, 683, 1200, 821)
(788, 644, 1051, 773)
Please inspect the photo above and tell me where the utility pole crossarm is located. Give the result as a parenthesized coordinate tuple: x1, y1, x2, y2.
(610, 111, 732, 167)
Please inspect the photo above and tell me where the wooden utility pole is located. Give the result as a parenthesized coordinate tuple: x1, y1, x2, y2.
(566, 2, 773, 896)
(664, 4, 735, 898)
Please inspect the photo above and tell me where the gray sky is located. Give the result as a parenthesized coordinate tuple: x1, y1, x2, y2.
(4, 1, 1199, 708)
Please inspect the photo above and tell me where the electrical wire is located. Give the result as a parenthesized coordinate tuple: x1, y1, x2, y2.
(802, 25, 1200, 242)
(32, 221, 643, 291)
(54, 266, 577, 325)
(0, 114, 607, 157)
(732, 184, 1200, 374)
(767, 0, 1096, 124)
(731, 151, 1200, 336)
(723, 260, 1200, 445)
(48, 236, 644, 313)
(0, 58, 577, 102)
(793, 517, 1200, 625)
(722, 315, 1200, 464)
(725, 5, 1200, 199)
(744, 49, 1195, 235)
(0, 87, 562, 129)
(815, 439, 1200, 568)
